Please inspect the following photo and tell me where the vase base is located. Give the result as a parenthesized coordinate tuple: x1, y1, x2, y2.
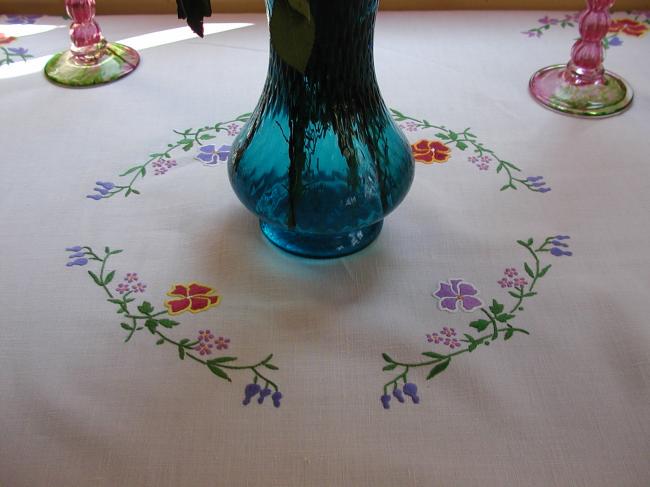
(260, 220, 383, 259)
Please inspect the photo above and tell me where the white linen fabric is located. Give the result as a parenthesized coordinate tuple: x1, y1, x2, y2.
(0, 11, 649, 487)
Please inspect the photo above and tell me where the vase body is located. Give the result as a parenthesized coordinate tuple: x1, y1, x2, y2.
(228, 0, 414, 258)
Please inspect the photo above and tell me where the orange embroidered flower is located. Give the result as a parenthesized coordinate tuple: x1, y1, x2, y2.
(608, 19, 648, 37)
(0, 33, 16, 45)
(164, 283, 221, 315)
(411, 139, 452, 164)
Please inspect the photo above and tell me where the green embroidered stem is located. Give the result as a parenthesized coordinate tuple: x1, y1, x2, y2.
(0, 46, 33, 66)
(381, 235, 567, 397)
(390, 109, 538, 193)
(73, 245, 281, 390)
(101, 114, 251, 199)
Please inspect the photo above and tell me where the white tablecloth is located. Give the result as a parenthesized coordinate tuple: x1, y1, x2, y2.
(1, 10, 649, 487)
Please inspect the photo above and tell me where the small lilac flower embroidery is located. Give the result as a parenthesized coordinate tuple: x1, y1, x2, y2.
(198, 330, 215, 343)
(433, 279, 482, 312)
(538, 15, 559, 25)
(124, 272, 138, 283)
(65, 246, 88, 267)
(195, 341, 214, 356)
(8, 47, 29, 56)
(87, 181, 115, 200)
(513, 277, 528, 287)
(132, 282, 147, 293)
(226, 123, 241, 136)
(196, 145, 232, 166)
(214, 336, 230, 350)
(549, 235, 572, 257)
(400, 121, 419, 132)
(497, 277, 513, 288)
(426, 333, 443, 344)
(116, 283, 130, 294)
(504, 268, 518, 278)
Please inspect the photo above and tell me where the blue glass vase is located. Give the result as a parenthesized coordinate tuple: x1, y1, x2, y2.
(228, 0, 414, 258)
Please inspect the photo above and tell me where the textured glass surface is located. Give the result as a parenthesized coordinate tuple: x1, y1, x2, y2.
(228, 0, 414, 258)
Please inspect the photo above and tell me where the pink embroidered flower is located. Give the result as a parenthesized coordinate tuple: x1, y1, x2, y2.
(132, 282, 147, 293)
(468, 156, 479, 163)
(504, 268, 518, 278)
(214, 336, 230, 350)
(116, 282, 130, 294)
(444, 337, 461, 349)
(441, 327, 456, 338)
(426, 333, 443, 344)
(477, 163, 489, 171)
(480, 155, 492, 163)
(433, 279, 482, 312)
(124, 272, 139, 283)
(198, 329, 215, 343)
(154, 166, 168, 176)
(226, 123, 241, 136)
(400, 121, 419, 132)
(497, 277, 513, 288)
(194, 341, 214, 356)
(164, 159, 177, 168)
(513, 277, 528, 288)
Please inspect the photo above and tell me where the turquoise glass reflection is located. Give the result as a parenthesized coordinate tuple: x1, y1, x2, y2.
(228, 0, 414, 258)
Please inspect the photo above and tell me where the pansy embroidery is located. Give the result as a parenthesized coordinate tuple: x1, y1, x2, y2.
(433, 279, 482, 312)
(165, 283, 221, 315)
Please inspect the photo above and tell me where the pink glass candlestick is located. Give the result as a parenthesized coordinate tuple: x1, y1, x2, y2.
(529, 0, 633, 118)
(44, 0, 139, 86)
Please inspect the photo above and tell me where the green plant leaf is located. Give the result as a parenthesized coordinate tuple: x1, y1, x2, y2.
(87, 270, 103, 286)
(158, 319, 179, 328)
(178, 345, 185, 360)
(104, 270, 116, 285)
(382, 363, 397, 371)
(138, 301, 154, 315)
(144, 319, 158, 334)
(156, 338, 165, 345)
(496, 313, 516, 323)
(538, 264, 552, 277)
(504, 327, 515, 340)
(120, 323, 133, 331)
(264, 363, 279, 370)
(469, 319, 490, 332)
(208, 356, 238, 364)
(524, 262, 535, 278)
(119, 166, 141, 177)
(426, 359, 450, 380)
(269, 0, 315, 74)
(422, 351, 446, 359)
(207, 363, 232, 382)
(490, 300, 504, 316)
(456, 141, 467, 150)
(382, 353, 393, 363)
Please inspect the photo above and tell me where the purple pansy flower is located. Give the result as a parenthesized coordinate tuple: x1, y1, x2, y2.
(433, 279, 482, 312)
(6, 14, 41, 24)
(8, 47, 29, 56)
(608, 36, 623, 47)
(196, 145, 232, 166)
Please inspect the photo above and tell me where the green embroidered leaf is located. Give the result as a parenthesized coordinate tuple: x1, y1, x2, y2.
(469, 319, 490, 332)
(447, 131, 458, 141)
(263, 353, 274, 363)
(182, 144, 193, 152)
(119, 166, 141, 177)
(496, 313, 516, 323)
(138, 301, 154, 315)
(504, 326, 515, 341)
(500, 184, 516, 191)
(527, 238, 534, 246)
(156, 338, 165, 345)
(120, 323, 133, 331)
(389, 108, 406, 120)
(208, 356, 238, 364)
(108, 298, 125, 305)
(178, 345, 185, 360)
(264, 363, 279, 370)
(435, 132, 450, 140)
(139, 167, 146, 177)
(517, 239, 529, 248)
(179, 338, 190, 345)
(456, 141, 467, 151)
(158, 319, 179, 328)
(538, 264, 552, 278)
(422, 351, 446, 359)
(199, 134, 216, 140)
(496, 163, 503, 173)
(489, 300, 504, 316)
(426, 359, 450, 380)
(269, 0, 315, 74)
(508, 291, 522, 299)
(522, 292, 537, 298)
(87, 270, 103, 286)
(104, 270, 116, 285)
(207, 363, 232, 382)
(130, 189, 140, 195)
(382, 353, 394, 363)
(524, 262, 535, 279)
(108, 249, 123, 255)
(144, 319, 158, 334)
(382, 363, 397, 371)
(178, 138, 193, 145)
